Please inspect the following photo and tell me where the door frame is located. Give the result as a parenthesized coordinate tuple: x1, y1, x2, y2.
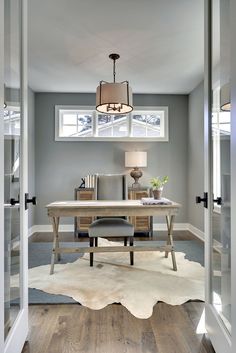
(0, 0, 5, 352)
(230, 0, 236, 349)
(0, 0, 29, 352)
(204, 0, 235, 352)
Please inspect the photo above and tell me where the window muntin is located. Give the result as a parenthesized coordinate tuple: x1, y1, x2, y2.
(59, 110, 93, 137)
(131, 111, 164, 138)
(97, 114, 128, 137)
(56, 106, 168, 141)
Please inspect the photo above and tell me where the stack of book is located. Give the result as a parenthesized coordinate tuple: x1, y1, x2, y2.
(84, 174, 96, 188)
(141, 197, 172, 205)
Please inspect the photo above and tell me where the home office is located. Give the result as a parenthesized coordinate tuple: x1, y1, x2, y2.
(1, 0, 234, 353)
(25, 62, 206, 348)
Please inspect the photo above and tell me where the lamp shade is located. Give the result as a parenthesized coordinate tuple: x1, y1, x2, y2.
(125, 151, 147, 168)
(96, 54, 133, 115)
(96, 82, 133, 114)
(220, 83, 231, 111)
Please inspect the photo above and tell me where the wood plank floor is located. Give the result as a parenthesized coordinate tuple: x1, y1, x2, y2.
(22, 303, 215, 353)
(23, 231, 215, 353)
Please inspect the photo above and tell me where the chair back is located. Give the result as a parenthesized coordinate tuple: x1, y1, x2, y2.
(95, 174, 128, 200)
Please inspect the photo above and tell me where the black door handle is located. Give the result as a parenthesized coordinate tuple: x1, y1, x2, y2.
(10, 197, 20, 206)
(196, 192, 208, 208)
(213, 197, 222, 206)
(25, 193, 37, 210)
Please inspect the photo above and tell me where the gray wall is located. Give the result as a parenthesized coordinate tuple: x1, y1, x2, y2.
(35, 93, 188, 225)
(28, 88, 35, 228)
(188, 82, 204, 232)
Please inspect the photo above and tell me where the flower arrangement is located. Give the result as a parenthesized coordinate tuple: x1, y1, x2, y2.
(150, 176, 169, 190)
(150, 176, 169, 199)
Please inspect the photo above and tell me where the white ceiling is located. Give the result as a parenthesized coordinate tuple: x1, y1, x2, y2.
(28, 0, 204, 94)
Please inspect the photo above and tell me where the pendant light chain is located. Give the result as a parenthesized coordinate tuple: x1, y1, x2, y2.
(113, 57, 116, 83)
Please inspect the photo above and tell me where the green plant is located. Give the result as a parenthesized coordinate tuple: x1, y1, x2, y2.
(150, 176, 169, 190)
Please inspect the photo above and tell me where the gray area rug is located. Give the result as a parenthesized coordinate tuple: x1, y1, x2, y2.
(28, 239, 204, 305)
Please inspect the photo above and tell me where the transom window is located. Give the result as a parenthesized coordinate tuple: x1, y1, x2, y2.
(55, 106, 168, 141)
(132, 111, 164, 138)
(97, 114, 128, 137)
(58, 109, 93, 137)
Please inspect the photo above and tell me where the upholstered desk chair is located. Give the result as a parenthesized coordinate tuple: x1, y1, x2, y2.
(88, 174, 134, 266)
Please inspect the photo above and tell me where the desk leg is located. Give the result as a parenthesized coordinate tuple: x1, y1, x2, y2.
(50, 216, 60, 275)
(165, 216, 170, 258)
(165, 215, 177, 271)
(150, 216, 154, 237)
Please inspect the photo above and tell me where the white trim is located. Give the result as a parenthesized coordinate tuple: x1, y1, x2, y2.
(0, 0, 4, 351)
(28, 225, 38, 237)
(30, 222, 231, 254)
(188, 224, 205, 241)
(30, 223, 229, 257)
(3, 1, 29, 352)
(55, 105, 169, 142)
(4, 310, 28, 353)
(29, 222, 197, 234)
(55, 136, 169, 142)
(187, 224, 223, 254)
(205, 304, 231, 353)
(153, 222, 189, 231)
(231, 0, 236, 349)
(31, 224, 74, 233)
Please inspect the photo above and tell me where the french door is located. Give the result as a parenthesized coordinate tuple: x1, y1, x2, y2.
(0, 0, 28, 353)
(204, 0, 236, 352)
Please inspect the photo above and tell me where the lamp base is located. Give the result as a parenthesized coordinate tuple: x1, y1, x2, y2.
(130, 167, 142, 188)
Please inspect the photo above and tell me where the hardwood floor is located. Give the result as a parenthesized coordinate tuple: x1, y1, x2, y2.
(22, 303, 215, 353)
(24, 231, 215, 353)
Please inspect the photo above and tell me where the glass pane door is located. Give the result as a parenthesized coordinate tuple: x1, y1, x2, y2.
(211, 0, 231, 334)
(4, 0, 22, 339)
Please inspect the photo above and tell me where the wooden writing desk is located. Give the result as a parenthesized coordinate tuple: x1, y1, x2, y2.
(46, 200, 181, 274)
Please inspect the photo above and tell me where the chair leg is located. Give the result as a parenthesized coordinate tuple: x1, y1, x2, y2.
(130, 237, 134, 265)
(124, 237, 127, 246)
(95, 237, 98, 247)
(89, 237, 94, 267)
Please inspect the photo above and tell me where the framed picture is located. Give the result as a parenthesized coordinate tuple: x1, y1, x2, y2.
(11, 138, 20, 182)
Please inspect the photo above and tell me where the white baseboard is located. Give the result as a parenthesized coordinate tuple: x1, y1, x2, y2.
(186, 225, 222, 251)
(29, 224, 74, 235)
(29, 223, 202, 235)
(154, 222, 205, 241)
(153, 223, 189, 231)
(188, 224, 205, 241)
(28, 225, 38, 238)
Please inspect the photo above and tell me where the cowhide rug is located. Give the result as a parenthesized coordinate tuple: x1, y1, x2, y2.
(18, 238, 205, 318)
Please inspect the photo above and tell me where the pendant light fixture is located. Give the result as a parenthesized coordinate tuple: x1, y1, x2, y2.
(96, 53, 133, 114)
(220, 83, 231, 111)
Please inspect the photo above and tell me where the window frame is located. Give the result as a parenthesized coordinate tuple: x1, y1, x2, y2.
(55, 105, 169, 142)
(96, 113, 129, 138)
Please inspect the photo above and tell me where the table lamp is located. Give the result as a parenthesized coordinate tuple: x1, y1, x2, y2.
(125, 151, 147, 188)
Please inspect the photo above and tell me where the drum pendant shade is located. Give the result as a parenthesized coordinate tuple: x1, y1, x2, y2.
(96, 54, 133, 115)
